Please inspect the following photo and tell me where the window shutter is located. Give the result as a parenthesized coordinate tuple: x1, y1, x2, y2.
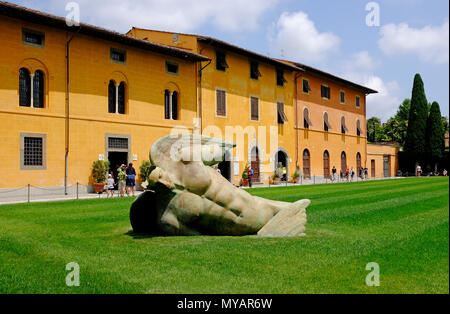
(118, 82, 125, 114)
(277, 102, 288, 124)
(19, 68, 31, 107)
(172, 91, 178, 120)
(251, 97, 259, 120)
(216, 90, 226, 116)
(108, 81, 116, 113)
(324, 113, 331, 131)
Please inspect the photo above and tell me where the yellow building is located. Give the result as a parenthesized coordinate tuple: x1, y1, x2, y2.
(127, 28, 302, 184)
(0, 2, 208, 191)
(367, 143, 400, 178)
(1, 2, 399, 193)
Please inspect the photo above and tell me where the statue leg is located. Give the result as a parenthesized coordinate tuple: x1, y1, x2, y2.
(257, 199, 309, 237)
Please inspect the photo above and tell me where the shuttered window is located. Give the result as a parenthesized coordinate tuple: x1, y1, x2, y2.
(321, 85, 330, 99)
(251, 97, 259, 121)
(304, 108, 311, 129)
(340, 91, 345, 104)
(216, 51, 229, 71)
(302, 79, 310, 93)
(277, 102, 288, 124)
(357, 120, 362, 136)
(276, 69, 287, 87)
(341, 116, 348, 134)
(250, 61, 261, 79)
(324, 112, 331, 131)
(216, 90, 226, 116)
(356, 96, 361, 108)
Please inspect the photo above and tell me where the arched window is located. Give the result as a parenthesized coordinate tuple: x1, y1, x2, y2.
(323, 150, 330, 179)
(33, 70, 44, 108)
(19, 68, 31, 107)
(108, 80, 116, 113)
(172, 91, 178, 120)
(303, 108, 310, 129)
(341, 151, 347, 173)
(164, 89, 179, 120)
(108, 80, 126, 114)
(356, 152, 362, 175)
(303, 149, 311, 179)
(118, 82, 126, 114)
(324, 112, 330, 132)
(356, 120, 362, 136)
(341, 116, 348, 134)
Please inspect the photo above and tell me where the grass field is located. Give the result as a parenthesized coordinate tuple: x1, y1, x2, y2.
(0, 177, 448, 294)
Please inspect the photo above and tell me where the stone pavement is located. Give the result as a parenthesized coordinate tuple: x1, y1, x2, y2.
(0, 176, 405, 205)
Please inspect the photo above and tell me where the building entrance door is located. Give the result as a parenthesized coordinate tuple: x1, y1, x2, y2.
(108, 152, 128, 188)
(383, 156, 390, 177)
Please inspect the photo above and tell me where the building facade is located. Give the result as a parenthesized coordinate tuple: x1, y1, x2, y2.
(0, 2, 398, 192)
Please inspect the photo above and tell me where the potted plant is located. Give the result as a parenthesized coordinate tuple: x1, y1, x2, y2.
(91, 160, 110, 193)
(272, 162, 283, 184)
(139, 160, 156, 190)
(240, 168, 249, 187)
(292, 166, 300, 183)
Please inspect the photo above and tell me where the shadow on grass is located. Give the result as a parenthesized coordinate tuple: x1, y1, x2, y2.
(124, 230, 160, 239)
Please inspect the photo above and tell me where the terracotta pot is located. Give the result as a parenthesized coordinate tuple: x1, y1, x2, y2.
(93, 183, 105, 193)
(241, 179, 249, 187)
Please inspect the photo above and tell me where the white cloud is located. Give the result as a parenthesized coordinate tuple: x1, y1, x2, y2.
(378, 19, 449, 64)
(268, 11, 340, 63)
(23, 0, 278, 33)
(341, 52, 401, 121)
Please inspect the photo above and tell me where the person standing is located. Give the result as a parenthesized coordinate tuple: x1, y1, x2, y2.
(345, 167, 350, 182)
(106, 174, 115, 198)
(117, 165, 127, 197)
(416, 164, 422, 177)
(126, 163, 137, 197)
(350, 167, 355, 181)
(247, 166, 254, 188)
(332, 166, 337, 182)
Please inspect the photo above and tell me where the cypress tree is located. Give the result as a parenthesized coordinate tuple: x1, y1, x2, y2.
(404, 74, 428, 169)
(426, 102, 445, 171)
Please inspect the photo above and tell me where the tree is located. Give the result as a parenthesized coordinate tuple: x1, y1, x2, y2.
(426, 102, 445, 171)
(383, 99, 410, 145)
(367, 117, 381, 143)
(404, 74, 428, 167)
(442, 116, 449, 137)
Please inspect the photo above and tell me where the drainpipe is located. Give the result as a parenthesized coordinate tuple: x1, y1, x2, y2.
(198, 47, 211, 135)
(294, 72, 302, 167)
(64, 29, 79, 195)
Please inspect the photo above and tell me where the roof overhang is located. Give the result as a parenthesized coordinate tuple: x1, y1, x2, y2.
(0, 1, 210, 62)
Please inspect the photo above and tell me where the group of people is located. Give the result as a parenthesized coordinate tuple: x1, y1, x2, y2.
(416, 164, 448, 177)
(105, 163, 136, 198)
(331, 166, 368, 182)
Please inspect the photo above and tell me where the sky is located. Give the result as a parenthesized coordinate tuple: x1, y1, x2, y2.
(11, 0, 449, 121)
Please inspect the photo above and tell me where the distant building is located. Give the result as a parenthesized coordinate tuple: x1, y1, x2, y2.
(0, 2, 401, 192)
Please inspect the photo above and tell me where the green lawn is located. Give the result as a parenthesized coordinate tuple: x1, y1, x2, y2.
(0, 177, 448, 294)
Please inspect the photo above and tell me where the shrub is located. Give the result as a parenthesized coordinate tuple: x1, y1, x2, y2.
(92, 160, 110, 184)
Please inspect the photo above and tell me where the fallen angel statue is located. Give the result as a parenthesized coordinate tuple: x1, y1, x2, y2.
(130, 134, 310, 237)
